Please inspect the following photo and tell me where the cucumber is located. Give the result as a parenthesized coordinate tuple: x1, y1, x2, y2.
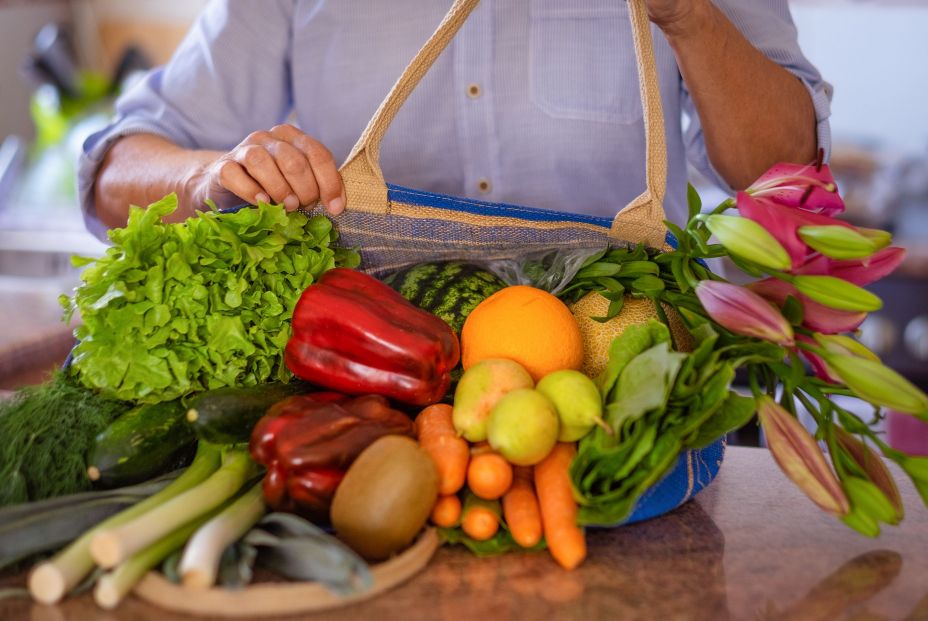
(87, 400, 195, 489)
(185, 381, 313, 444)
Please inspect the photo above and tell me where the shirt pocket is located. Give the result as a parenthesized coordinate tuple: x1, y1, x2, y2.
(529, 0, 642, 124)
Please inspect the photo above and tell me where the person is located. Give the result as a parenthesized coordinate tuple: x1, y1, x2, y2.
(78, 0, 831, 240)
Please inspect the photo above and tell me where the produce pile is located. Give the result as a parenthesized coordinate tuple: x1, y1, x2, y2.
(1, 159, 927, 613)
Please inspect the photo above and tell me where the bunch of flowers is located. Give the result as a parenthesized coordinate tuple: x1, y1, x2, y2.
(664, 150, 927, 535)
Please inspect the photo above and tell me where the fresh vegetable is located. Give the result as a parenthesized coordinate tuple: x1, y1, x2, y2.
(430, 495, 462, 528)
(416, 403, 469, 495)
(330, 436, 439, 561)
(185, 381, 313, 444)
(438, 526, 545, 557)
(461, 494, 500, 541)
(466, 446, 513, 500)
(382, 261, 507, 333)
(486, 388, 560, 466)
(87, 400, 195, 488)
(535, 443, 586, 571)
(179, 483, 266, 589)
(62, 196, 359, 403)
(502, 467, 543, 549)
(89, 447, 256, 569)
(0, 472, 178, 571)
(249, 393, 416, 521)
(0, 372, 132, 506)
(243, 513, 372, 596)
(285, 268, 461, 406)
(28, 443, 222, 604)
(453, 358, 534, 442)
(95, 501, 222, 609)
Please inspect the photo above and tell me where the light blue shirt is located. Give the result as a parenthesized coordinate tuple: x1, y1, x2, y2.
(78, 0, 832, 240)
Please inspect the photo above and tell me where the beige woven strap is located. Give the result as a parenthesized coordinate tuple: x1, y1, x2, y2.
(340, 0, 668, 248)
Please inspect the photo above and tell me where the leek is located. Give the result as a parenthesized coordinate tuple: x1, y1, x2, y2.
(178, 482, 266, 589)
(28, 443, 221, 604)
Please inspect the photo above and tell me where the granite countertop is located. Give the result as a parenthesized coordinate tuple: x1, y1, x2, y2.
(1, 446, 926, 621)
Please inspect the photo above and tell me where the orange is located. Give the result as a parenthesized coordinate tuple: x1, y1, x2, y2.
(461, 286, 583, 382)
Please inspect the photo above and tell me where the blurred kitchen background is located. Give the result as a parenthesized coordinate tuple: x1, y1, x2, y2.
(0, 0, 926, 450)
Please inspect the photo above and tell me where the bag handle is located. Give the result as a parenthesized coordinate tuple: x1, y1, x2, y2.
(340, 0, 668, 248)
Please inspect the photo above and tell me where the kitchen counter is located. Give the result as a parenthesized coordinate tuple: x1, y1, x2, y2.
(1, 446, 926, 621)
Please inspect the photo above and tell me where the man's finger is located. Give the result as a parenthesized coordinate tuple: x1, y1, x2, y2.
(235, 144, 296, 207)
(267, 141, 319, 207)
(217, 160, 267, 205)
(293, 135, 344, 213)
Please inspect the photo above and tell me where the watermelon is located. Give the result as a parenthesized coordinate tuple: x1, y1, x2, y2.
(382, 262, 507, 333)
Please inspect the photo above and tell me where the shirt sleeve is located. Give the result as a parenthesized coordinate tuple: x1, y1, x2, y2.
(681, 0, 833, 194)
(77, 0, 296, 240)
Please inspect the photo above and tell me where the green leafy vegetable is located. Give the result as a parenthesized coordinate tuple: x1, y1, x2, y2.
(0, 372, 133, 506)
(62, 195, 359, 403)
(438, 527, 546, 557)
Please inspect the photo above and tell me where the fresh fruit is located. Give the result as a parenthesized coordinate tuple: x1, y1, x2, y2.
(486, 389, 559, 466)
(461, 494, 500, 541)
(461, 286, 584, 382)
(430, 494, 462, 528)
(535, 370, 606, 442)
(382, 261, 508, 333)
(466, 447, 513, 500)
(452, 359, 534, 442)
(570, 293, 694, 378)
(330, 436, 439, 561)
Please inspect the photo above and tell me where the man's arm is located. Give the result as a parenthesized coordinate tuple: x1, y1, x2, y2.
(647, 0, 818, 190)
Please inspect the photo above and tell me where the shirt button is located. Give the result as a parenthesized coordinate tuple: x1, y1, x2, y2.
(477, 178, 491, 193)
(467, 83, 482, 99)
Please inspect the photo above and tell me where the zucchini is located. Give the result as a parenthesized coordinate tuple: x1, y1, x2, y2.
(87, 400, 196, 488)
(186, 381, 313, 444)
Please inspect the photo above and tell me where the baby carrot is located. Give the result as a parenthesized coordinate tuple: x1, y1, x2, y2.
(502, 466, 543, 548)
(461, 495, 500, 541)
(430, 494, 462, 528)
(534, 443, 586, 571)
(416, 404, 469, 495)
(467, 448, 513, 500)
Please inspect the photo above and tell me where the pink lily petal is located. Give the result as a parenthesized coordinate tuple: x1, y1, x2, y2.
(696, 280, 794, 346)
(749, 278, 867, 334)
(748, 161, 845, 216)
(793, 247, 906, 286)
(737, 193, 853, 268)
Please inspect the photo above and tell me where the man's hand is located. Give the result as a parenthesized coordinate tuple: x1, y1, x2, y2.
(189, 123, 346, 214)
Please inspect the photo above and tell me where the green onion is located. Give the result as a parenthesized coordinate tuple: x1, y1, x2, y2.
(178, 483, 266, 589)
(28, 443, 221, 604)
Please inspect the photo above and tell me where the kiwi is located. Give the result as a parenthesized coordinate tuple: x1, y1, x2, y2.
(330, 435, 439, 561)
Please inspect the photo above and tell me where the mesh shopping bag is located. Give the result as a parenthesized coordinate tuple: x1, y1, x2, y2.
(329, 0, 725, 525)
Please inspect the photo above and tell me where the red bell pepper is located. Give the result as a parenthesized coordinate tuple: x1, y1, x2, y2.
(284, 268, 460, 406)
(250, 392, 416, 521)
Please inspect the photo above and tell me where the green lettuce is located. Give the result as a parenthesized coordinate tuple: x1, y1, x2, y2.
(62, 195, 359, 403)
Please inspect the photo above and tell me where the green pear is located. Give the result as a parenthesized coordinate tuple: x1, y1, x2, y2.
(453, 359, 534, 442)
(536, 369, 607, 442)
(486, 389, 559, 466)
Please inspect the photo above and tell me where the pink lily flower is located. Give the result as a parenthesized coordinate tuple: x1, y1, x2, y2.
(737, 192, 854, 268)
(748, 277, 867, 334)
(695, 280, 794, 346)
(792, 247, 906, 287)
(746, 153, 845, 216)
(796, 334, 841, 383)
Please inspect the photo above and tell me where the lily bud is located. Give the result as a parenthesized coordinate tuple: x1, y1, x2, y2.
(814, 333, 881, 362)
(834, 428, 903, 524)
(897, 456, 928, 507)
(695, 281, 794, 346)
(758, 397, 850, 516)
(704, 214, 791, 271)
(793, 247, 906, 287)
(792, 275, 883, 312)
(822, 354, 928, 416)
(750, 278, 866, 334)
(797, 225, 886, 260)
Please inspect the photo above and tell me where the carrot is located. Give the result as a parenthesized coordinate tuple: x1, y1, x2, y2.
(461, 495, 500, 541)
(534, 443, 586, 570)
(416, 404, 470, 495)
(502, 467, 543, 548)
(430, 494, 462, 528)
(467, 448, 513, 500)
